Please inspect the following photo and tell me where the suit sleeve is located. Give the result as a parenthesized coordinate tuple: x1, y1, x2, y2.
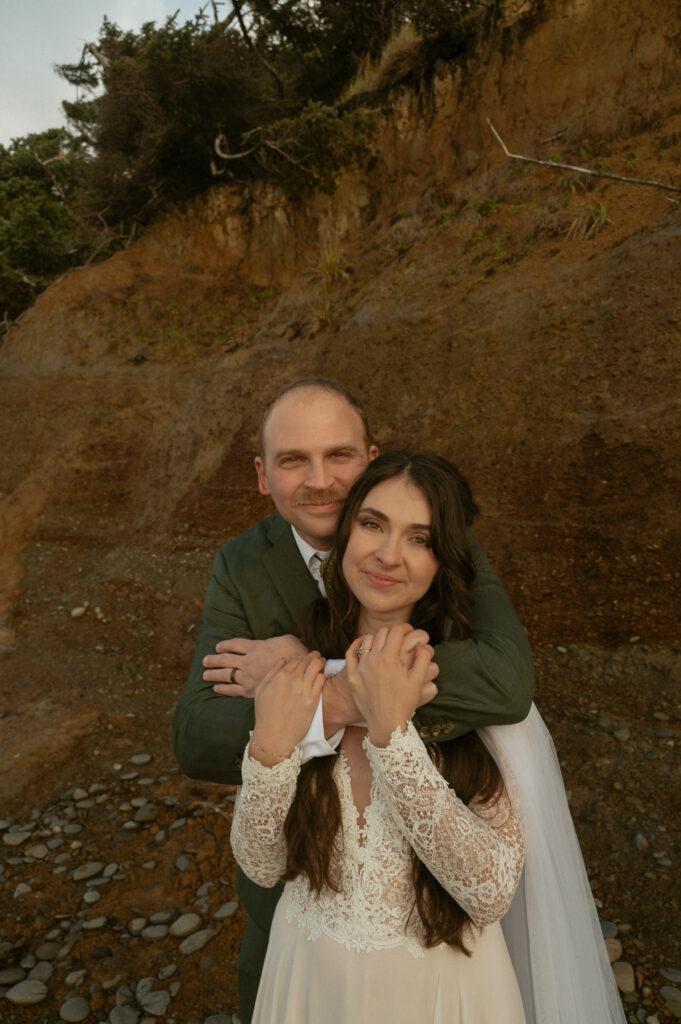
(412, 534, 534, 743)
(172, 547, 256, 785)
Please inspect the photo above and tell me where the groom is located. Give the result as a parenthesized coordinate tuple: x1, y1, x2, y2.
(172, 376, 534, 1023)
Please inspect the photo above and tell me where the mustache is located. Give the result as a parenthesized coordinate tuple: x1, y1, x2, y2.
(291, 489, 347, 507)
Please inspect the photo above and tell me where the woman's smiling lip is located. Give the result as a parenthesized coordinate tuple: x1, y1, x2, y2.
(364, 570, 402, 588)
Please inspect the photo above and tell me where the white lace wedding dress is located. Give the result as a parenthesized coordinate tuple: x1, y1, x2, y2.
(231, 721, 526, 1024)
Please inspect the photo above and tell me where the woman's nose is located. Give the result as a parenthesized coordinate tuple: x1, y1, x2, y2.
(376, 535, 400, 565)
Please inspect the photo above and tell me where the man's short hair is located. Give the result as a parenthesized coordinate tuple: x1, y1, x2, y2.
(258, 377, 373, 456)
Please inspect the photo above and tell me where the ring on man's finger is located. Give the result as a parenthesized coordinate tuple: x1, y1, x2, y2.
(230, 667, 238, 684)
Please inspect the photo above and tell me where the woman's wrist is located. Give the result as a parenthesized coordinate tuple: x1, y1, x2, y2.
(249, 732, 297, 766)
(366, 717, 408, 748)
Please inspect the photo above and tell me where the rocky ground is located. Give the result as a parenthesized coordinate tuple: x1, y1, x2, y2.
(0, 632, 680, 1023)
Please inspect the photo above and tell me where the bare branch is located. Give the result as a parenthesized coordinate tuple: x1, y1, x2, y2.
(231, 0, 284, 95)
(84, 42, 109, 68)
(31, 150, 69, 206)
(487, 118, 681, 194)
(214, 133, 259, 161)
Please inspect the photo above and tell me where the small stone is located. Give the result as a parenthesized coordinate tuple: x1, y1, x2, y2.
(81, 916, 107, 930)
(136, 978, 155, 1001)
(28, 961, 54, 983)
(83, 890, 101, 904)
(72, 860, 104, 881)
(605, 938, 623, 963)
(142, 860, 157, 870)
(169, 980, 182, 997)
(128, 917, 147, 935)
(25, 843, 49, 859)
(633, 832, 649, 851)
(60, 996, 91, 1022)
(140, 990, 171, 1017)
(135, 804, 159, 824)
(65, 970, 87, 986)
(613, 727, 631, 742)
(170, 913, 202, 938)
(661, 986, 681, 1002)
(0, 967, 26, 985)
(157, 964, 177, 980)
(169, 817, 187, 831)
(20, 953, 36, 969)
(63, 823, 83, 835)
(110, 1008, 140, 1024)
(130, 753, 152, 765)
(5, 979, 49, 1005)
(613, 961, 636, 993)
(13, 882, 31, 898)
(3, 831, 31, 846)
(600, 920, 619, 940)
(661, 970, 681, 984)
(102, 974, 123, 991)
(141, 925, 168, 941)
(175, 855, 191, 872)
(72, 788, 89, 801)
(213, 901, 239, 921)
(35, 941, 60, 960)
(149, 911, 173, 924)
(103, 862, 119, 878)
(71, 607, 86, 618)
(179, 928, 217, 956)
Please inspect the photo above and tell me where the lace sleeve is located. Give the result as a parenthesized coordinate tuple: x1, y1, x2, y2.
(365, 722, 524, 926)
(229, 740, 302, 888)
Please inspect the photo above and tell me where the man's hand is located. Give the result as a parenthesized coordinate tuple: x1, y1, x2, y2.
(203, 635, 309, 699)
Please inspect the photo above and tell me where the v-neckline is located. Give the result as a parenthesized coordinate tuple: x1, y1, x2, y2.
(336, 747, 376, 846)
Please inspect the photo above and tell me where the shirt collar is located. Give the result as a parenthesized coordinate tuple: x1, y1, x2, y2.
(290, 526, 330, 573)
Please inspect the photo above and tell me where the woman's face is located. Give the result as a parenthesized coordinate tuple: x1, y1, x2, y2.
(341, 475, 439, 626)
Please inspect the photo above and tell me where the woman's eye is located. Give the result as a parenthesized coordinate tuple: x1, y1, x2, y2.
(359, 518, 380, 530)
(411, 535, 431, 547)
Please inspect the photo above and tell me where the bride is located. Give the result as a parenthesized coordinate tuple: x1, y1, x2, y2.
(230, 451, 626, 1024)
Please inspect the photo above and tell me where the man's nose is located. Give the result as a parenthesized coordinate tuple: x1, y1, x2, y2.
(305, 458, 333, 490)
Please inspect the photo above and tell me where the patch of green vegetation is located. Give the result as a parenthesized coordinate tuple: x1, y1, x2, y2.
(474, 196, 502, 217)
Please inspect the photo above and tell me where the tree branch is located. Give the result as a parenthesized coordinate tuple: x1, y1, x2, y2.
(487, 118, 681, 194)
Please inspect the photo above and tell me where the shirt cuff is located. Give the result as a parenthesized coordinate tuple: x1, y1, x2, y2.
(299, 695, 344, 764)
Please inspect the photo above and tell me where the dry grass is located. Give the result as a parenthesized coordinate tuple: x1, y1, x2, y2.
(343, 23, 423, 101)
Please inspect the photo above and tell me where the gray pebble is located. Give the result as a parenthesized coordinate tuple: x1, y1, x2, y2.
(148, 911, 173, 925)
(83, 890, 101, 905)
(153, 831, 167, 846)
(662, 970, 681, 984)
(179, 928, 217, 956)
(25, 843, 49, 859)
(600, 920, 619, 940)
(141, 925, 169, 941)
(0, 968, 26, 985)
(72, 860, 104, 881)
(110, 1008, 140, 1024)
(213, 901, 239, 921)
(20, 953, 36, 968)
(128, 917, 147, 935)
(169, 817, 187, 831)
(5, 979, 49, 1005)
(130, 753, 152, 765)
(136, 977, 155, 1000)
(135, 805, 159, 824)
(633, 832, 649, 850)
(115, 983, 134, 1006)
(613, 727, 631, 742)
(59, 996, 91, 1022)
(661, 986, 681, 1002)
(103, 862, 119, 878)
(13, 882, 31, 898)
(169, 980, 182, 997)
(613, 961, 635, 993)
(35, 941, 60, 960)
(141, 989, 171, 1016)
(81, 916, 107, 930)
(175, 855, 191, 872)
(169, 913, 202, 938)
(65, 970, 87, 986)
(120, 771, 138, 780)
(157, 964, 177, 980)
(63, 823, 83, 835)
(3, 832, 31, 847)
(28, 961, 54, 983)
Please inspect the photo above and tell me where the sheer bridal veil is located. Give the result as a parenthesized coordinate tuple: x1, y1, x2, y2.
(481, 705, 627, 1024)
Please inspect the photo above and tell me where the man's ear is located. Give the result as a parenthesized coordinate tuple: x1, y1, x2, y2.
(368, 445, 379, 463)
(254, 456, 270, 496)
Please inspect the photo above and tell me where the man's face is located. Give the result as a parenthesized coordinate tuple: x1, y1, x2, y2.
(255, 388, 378, 550)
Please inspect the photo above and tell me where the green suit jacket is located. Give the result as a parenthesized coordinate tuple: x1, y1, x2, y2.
(172, 514, 534, 1015)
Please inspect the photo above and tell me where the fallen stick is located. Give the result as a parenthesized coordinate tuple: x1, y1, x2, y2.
(486, 118, 681, 194)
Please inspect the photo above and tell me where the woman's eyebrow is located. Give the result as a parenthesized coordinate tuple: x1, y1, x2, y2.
(358, 506, 431, 531)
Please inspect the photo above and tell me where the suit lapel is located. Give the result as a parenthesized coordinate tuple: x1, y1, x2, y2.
(262, 516, 321, 630)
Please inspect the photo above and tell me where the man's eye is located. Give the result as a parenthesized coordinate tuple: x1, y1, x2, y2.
(331, 451, 352, 460)
(281, 456, 302, 465)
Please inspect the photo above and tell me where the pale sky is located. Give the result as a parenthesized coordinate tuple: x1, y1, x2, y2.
(0, 0, 216, 145)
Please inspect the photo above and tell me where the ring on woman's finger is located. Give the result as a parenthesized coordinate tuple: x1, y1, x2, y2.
(356, 646, 372, 656)
(230, 667, 238, 684)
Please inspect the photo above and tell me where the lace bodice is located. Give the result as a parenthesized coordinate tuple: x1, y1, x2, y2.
(230, 722, 524, 957)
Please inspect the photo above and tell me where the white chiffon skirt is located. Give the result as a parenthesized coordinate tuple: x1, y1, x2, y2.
(252, 905, 526, 1024)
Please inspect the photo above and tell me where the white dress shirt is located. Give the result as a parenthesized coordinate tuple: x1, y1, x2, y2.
(291, 528, 345, 762)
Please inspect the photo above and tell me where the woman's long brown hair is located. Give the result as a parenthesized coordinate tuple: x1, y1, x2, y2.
(283, 452, 503, 953)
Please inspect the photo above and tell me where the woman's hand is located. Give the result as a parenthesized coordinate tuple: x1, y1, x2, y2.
(346, 625, 436, 747)
(250, 651, 326, 766)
